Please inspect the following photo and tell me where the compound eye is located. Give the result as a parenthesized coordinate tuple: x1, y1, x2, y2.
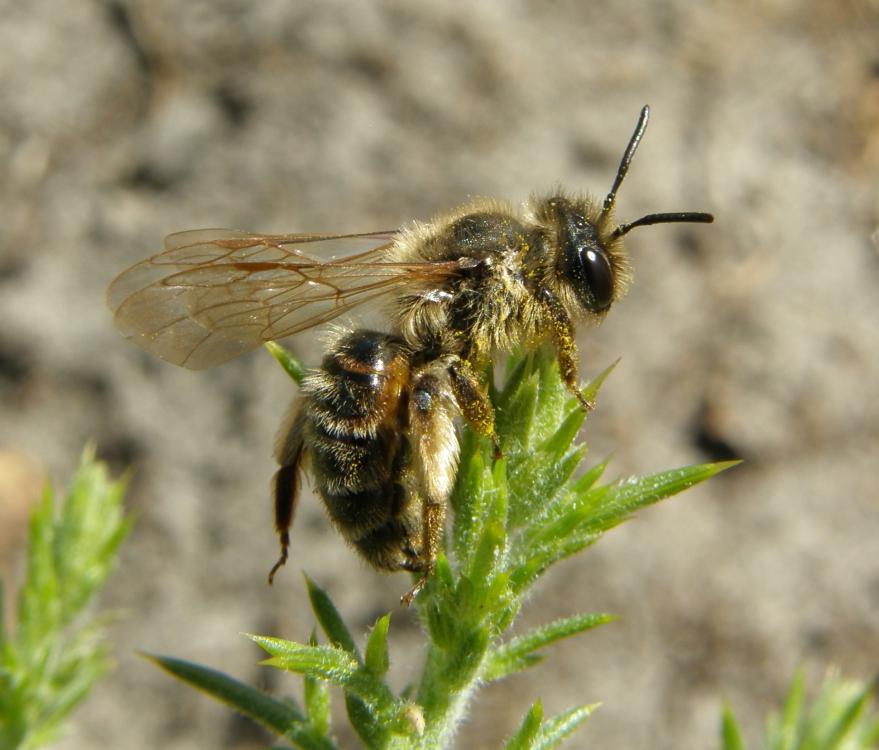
(579, 248, 614, 311)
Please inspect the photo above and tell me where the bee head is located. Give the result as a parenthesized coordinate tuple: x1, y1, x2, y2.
(540, 195, 627, 314)
(537, 106, 713, 318)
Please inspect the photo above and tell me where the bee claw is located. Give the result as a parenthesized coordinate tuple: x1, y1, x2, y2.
(492, 437, 504, 461)
(267, 553, 287, 585)
(576, 392, 595, 412)
(401, 575, 429, 607)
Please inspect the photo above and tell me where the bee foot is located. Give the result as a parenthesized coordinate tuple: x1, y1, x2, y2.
(575, 391, 595, 412)
(400, 575, 429, 607)
(267, 552, 287, 585)
(492, 437, 504, 461)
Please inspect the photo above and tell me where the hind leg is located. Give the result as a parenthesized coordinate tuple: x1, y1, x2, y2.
(269, 405, 307, 583)
(401, 368, 460, 605)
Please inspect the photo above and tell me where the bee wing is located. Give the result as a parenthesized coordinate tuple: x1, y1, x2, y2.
(107, 229, 456, 370)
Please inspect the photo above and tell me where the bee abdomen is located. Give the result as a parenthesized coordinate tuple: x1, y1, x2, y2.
(301, 330, 417, 563)
(305, 330, 409, 479)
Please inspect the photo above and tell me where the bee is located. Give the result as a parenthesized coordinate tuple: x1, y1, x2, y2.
(107, 105, 713, 603)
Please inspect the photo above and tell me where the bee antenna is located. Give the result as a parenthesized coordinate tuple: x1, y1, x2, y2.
(602, 105, 651, 217)
(611, 212, 714, 239)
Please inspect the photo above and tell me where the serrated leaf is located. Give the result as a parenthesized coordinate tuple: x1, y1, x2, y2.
(530, 359, 568, 443)
(736, 671, 879, 750)
(483, 613, 613, 681)
(364, 614, 391, 678)
(303, 679, 330, 740)
(507, 447, 586, 530)
(451, 446, 489, 566)
(433, 553, 455, 590)
(249, 635, 404, 738)
(539, 408, 586, 459)
(265, 341, 306, 384)
(482, 571, 515, 626)
(56, 455, 130, 622)
(492, 591, 524, 636)
(19, 489, 59, 650)
(491, 652, 545, 680)
(0, 578, 6, 651)
(532, 703, 597, 749)
(497, 353, 531, 406)
(578, 461, 740, 533)
(769, 668, 806, 750)
(149, 653, 343, 750)
(343, 689, 420, 747)
(443, 626, 490, 692)
(814, 680, 876, 749)
(491, 458, 509, 518)
(455, 574, 476, 611)
(424, 598, 456, 651)
(496, 373, 539, 452)
(509, 529, 602, 593)
(578, 359, 619, 405)
(721, 704, 746, 750)
(568, 457, 609, 495)
(304, 632, 331, 737)
(459, 458, 507, 588)
(345, 692, 388, 749)
(468, 521, 505, 589)
(145, 653, 307, 735)
(250, 636, 359, 684)
(504, 700, 543, 749)
(304, 575, 360, 661)
(514, 491, 604, 571)
(517, 461, 738, 571)
(2, 448, 129, 750)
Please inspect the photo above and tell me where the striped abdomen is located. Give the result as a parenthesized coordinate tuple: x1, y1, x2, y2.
(275, 329, 425, 572)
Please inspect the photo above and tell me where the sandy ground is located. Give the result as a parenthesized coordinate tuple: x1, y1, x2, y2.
(1, 1, 878, 748)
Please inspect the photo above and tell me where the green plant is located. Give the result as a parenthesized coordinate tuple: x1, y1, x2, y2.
(722, 670, 879, 750)
(151, 346, 735, 748)
(0, 447, 130, 750)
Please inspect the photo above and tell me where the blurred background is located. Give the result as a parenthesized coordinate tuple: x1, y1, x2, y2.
(1, 1, 878, 748)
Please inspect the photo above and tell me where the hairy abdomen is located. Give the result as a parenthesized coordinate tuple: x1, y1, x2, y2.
(295, 330, 425, 571)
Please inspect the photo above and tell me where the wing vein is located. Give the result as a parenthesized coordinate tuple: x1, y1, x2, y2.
(107, 228, 456, 369)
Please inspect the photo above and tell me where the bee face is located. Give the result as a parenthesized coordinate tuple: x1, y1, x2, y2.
(107, 105, 713, 603)
(540, 196, 624, 315)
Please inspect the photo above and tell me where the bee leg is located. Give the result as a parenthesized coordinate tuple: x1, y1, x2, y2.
(405, 495, 446, 605)
(536, 287, 593, 412)
(269, 407, 307, 584)
(448, 357, 502, 458)
(401, 370, 461, 607)
(400, 575, 428, 608)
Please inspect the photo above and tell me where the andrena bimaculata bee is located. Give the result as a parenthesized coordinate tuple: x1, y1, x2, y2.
(107, 106, 713, 603)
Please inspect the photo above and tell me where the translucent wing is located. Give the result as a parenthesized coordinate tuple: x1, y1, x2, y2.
(107, 229, 456, 369)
